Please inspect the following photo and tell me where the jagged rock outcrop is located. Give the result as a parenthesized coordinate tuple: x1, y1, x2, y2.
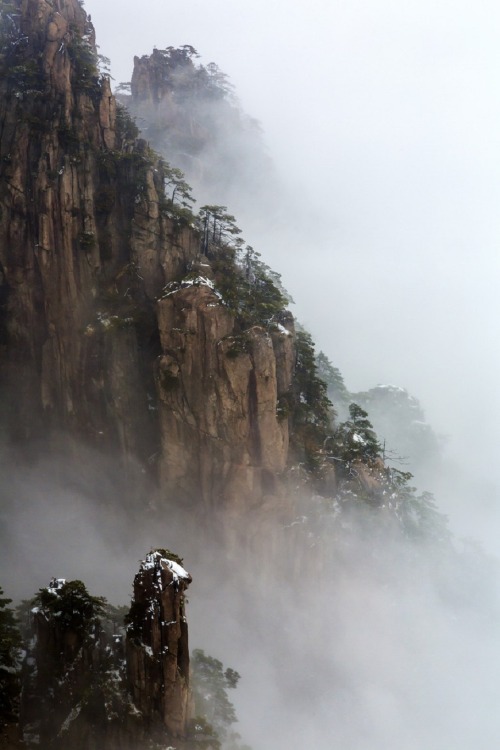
(0, 0, 297, 523)
(124, 46, 273, 208)
(20, 555, 193, 749)
(126, 550, 192, 738)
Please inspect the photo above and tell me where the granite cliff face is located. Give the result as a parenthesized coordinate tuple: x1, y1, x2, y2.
(0, 0, 186, 460)
(126, 551, 192, 738)
(156, 283, 294, 513)
(0, 0, 296, 522)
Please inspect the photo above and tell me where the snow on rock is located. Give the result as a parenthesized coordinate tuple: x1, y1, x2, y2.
(126, 550, 192, 737)
(272, 322, 293, 337)
(160, 276, 222, 301)
(140, 550, 191, 582)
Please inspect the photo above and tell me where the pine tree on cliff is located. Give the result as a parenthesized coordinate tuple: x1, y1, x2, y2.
(0, 587, 21, 729)
(316, 350, 350, 413)
(333, 402, 382, 462)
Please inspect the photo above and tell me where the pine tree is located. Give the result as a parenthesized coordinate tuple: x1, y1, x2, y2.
(33, 579, 106, 633)
(0, 587, 22, 728)
(316, 351, 350, 412)
(332, 403, 382, 463)
(191, 649, 240, 740)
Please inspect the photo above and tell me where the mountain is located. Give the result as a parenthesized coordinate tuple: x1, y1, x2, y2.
(120, 45, 273, 210)
(1, 2, 491, 749)
(18, 553, 196, 749)
(0, 0, 298, 531)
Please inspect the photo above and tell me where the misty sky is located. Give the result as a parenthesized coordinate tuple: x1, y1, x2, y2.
(84, 0, 500, 543)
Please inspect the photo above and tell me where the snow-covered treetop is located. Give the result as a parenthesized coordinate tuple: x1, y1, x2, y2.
(47, 578, 66, 592)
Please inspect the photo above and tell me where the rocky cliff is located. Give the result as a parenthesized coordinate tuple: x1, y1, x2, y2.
(125, 46, 272, 206)
(126, 550, 192, 738)
(20, 553, 193, 749)
(0, 0, 297, 524)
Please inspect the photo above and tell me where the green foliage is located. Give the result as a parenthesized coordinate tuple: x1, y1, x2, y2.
(288, 329, 334, 472)
(115, 103, 139, 147)
(0, 2, 43, 92)
(123, 45, 264, 195)
(67, 25, 99, 95)
(293, 332, 332, 431)
(132, 46, 236, 106)
(191, 649, 240, 742)
(205, 61, 235, 100)
(331, 403, 382, 464)
(316, 351, 350, 412)
(158, 161, 196, 226)
(20, 580, 130, 741)
(97, 138, 157, 210)
(163, 163, 195, 209)
(97, 148, 120, 180)
(351, 384, 443, 478)
(124, 599, 147, 638)
(33, 580, 106, 633)
(197, 206, 290, 328)
(97, 53, 111, 78)
(118, 149, 154, 197)
(15, 598, 35, 641)
(385, 469, 449, 542)
(5, 60, 44, 95)
(102, 603, 128, 633)
(0, 587, 22, 725)
(199, 204, 242, 259)
(224, 333, 251, 359)
(239, 245, 291, 322)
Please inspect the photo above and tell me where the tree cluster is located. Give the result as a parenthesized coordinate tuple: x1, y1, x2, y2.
(0, 587, 21, 729)
(33, 579, 106, 633)
(197, 205, 291, 329)
(191, 649, 251, 750)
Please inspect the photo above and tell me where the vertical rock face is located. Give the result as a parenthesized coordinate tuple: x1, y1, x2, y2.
(0, 0, 298, 523)
(156, 282, 295, 513)
(126, 550, 192, 738)
(0, 0, 197, 456)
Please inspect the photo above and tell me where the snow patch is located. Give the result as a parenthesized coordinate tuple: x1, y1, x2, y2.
(352, 433, 366, 444)
(141, 551, 191, 583)
(58, 704, 82, 735)
(273, 322, 292, 336)
(160, 276, 222, 300)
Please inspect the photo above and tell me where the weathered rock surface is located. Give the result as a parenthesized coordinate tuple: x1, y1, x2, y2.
(0, 0, 298, 525)
(156, 283, 295, 513)
(126, 550, 192, 738)
(0, 1, 176, 455)
(20, 557, 193, 749)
